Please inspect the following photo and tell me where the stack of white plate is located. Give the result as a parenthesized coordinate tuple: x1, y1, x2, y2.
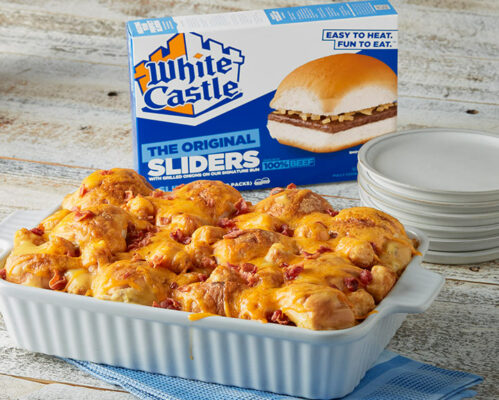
(357, 128, 499, 264)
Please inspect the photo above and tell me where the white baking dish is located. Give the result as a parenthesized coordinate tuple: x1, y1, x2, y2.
(0, 209, 444, 399)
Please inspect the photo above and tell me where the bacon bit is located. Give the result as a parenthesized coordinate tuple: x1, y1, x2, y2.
(152, 190, 174, 200)
(234, 198, 249, 216)
(127, 227, 155, 251)
(284, 264, 304, 281)
(228, 262, 259, 287)
(279, 224, 294, 237)
(151, 255, 164, 266)
(79, 184, 88, 197)
(124, 190, 134, 202)
(279, 262, 289, 269)
(329, 231, 338, 239)
(246, 274, 259, 287)
(0, 269, 6, 280)
(159, 216, 171, 225)
(66, 247, 80, 257)
(100, 170, 113, 175)
(30, 226, 44, 236)
(326, 208, 339, 217)
(344, 277, 359, 292)
(359, 270, 373, 286)
(241, 263, 257, 274)
(122, 271, 132, 279)
(197, 273, 208, 282)
(223, 229, 245, 239)
(170, 282, 178, 290)
(173, 184, 185, 191)
(330, 283, 339, 290)
(149, 255, 172, 269)
(301, 246, 331, 259)
(170, 229, 192, 245)
(201, 257, 217, 269)
(49, 271, 67, 291)
(268, 310, 292, 325)
(176, 285, 191, 293)
(301, 250, 316, 259)
(218, 217, 236, 229)
(73, 209, 95, 222)
(270, 187, 284, 196)
(152, 298, 181, 310)
(286, 183, 297, 189)
(227, 262, 238, 270)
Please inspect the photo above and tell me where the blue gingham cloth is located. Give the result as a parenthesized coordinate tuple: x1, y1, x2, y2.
(65, 350, 482, 400)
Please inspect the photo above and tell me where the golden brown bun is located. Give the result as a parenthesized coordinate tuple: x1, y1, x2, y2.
(270, 54, 397, 115)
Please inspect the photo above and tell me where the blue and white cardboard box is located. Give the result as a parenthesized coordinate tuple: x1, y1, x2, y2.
(127, 0, 398, 191)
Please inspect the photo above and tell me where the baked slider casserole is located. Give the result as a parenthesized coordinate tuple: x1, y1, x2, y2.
(268, 53, 397, 153)
(1, 168, 418, 331)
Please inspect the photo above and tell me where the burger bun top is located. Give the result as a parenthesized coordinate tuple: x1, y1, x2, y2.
(270, 53, 397, 116)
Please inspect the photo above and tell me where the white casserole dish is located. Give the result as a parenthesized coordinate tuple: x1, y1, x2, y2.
(0, 209, 444, 399)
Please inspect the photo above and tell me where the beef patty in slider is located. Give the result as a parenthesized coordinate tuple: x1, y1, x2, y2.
(267, 53, 397, 153)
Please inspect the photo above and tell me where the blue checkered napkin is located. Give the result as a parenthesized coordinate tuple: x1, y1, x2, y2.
(65, 350, 482, 400)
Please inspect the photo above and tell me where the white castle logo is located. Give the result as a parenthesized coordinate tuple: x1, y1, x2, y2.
(134, 33, 245, 118)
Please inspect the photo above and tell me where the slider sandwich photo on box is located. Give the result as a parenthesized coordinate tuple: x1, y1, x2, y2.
(268, 53, 397, 152)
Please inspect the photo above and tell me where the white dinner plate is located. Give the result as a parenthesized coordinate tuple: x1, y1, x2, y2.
(358, 129, 499, 203)
(359, 192, 499, 240)
(357, 165, 499, 213)
(428, 235, 499, 252)
(358, 181, 499, 227)
(424, 247, 499, 265)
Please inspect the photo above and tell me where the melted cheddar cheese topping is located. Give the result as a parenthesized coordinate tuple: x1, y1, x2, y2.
(1, 170, 418, 330)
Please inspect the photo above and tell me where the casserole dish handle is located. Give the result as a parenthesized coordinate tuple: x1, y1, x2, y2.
(377, 262, 444, 316)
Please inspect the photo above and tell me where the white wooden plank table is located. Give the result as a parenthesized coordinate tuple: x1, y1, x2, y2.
(0, 1, 498, 399)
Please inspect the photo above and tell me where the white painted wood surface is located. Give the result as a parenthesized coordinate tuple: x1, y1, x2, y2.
(0, 0, 498, 399)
